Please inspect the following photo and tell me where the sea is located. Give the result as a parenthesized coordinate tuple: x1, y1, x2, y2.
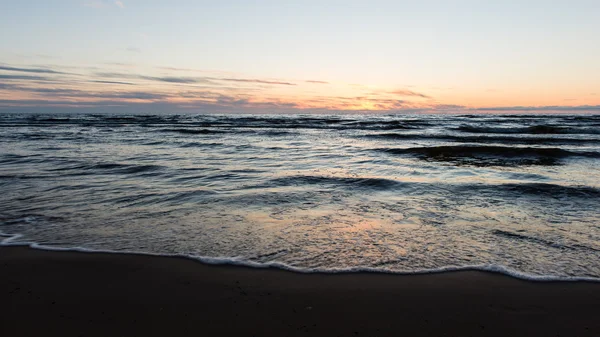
(1, 113, 599, 281)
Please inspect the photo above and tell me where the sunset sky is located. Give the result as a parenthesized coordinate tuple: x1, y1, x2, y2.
(1, 0, 599, 113)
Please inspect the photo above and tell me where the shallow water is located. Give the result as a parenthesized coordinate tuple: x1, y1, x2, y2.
(1, 113, 599, 280)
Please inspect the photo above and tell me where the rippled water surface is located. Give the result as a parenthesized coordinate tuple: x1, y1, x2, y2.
(1, 113, 599, 279)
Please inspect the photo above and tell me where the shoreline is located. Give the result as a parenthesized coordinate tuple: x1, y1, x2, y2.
(3, 238, 599, 282)
(2, 246, 600, 336)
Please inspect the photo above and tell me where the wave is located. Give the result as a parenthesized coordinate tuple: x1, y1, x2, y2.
(46, 162, 165, 175)
(245, 175, 600, 199)
(485, 182, 600, 198)
(247, 177, 600, 202)
(492, 230, 600, 253)
(259, 175, 409, 191)
(98, 163, 165, 174)
(1, 236, 598, 282)
(366, 133, 600, 145)
(157, 128, 226, 135)
(340, 120, 421, 130)
(108, 189, 218, 207)
(4, 114, 600, 136)
(1, 114, 434, 131)
(179, 142, 224, 148)
(457, 124, 600, 135)
(256, 130, 296, 136)
(19, 114, 175, 126)
(379, 145, 599, 166)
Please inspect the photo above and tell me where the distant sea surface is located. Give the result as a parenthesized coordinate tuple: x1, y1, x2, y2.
(1, 113, 599, 280)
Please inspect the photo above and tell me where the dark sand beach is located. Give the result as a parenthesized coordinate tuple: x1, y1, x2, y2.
(1, 246, 599, 337)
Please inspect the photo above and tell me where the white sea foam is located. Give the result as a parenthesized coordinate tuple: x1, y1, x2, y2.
(2, 231, 599, 283)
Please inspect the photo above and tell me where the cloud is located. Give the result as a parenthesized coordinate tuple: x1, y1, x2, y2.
(0, 65, 67, 74)
(100, 91, 166, 100)
(0, 83, 18, 90)
(434, 104, 466, 110)
(96, 72, 211, 84)
(11, 62, 596, 114)
(115, 1, 124, 8)
(141, 76, 205, 84)
(3, 91, 599, 115)
(0, 100, 240, 114)
(0, 74, 50, 81)
(217, 78, 296, 86)
(12, 87, 83, 95)
(91, 80, 135, 85)
(388, 89, 430, 98)
(125, 47, 140, 53)
(103, 62, 137, 68)
(157, 66, 200, 72)
(95, 72, 296, 86)
(95, 72, 139, 79)
(1, 62, 434, 113)
(0, 83, 165, 100)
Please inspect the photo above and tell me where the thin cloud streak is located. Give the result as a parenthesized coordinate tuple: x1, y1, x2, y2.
(0, 74, 50, 81)
(95, 72, 209, 84)
(0, 65, 67, 74)
(388, 89, 430, 98)
(0, 84, 168, 100)
(0, 83, 18, 90)
(140, 76, 205, 84)
(157, 66, 202, 72)
(215, 78, 296, 86)
(91, 80, 135, 85)
(95, 72, 297, 86)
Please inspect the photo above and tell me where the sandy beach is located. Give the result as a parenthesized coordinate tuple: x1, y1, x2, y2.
(1, 246, 598, 337)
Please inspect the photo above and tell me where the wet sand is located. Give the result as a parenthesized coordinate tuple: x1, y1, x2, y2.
(1, 246, 599, 337)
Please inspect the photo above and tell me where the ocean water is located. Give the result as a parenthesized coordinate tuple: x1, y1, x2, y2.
(1, 113, 599, 280)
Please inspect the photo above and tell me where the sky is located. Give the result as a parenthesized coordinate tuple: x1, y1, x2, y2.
(0, 0, 599, 114)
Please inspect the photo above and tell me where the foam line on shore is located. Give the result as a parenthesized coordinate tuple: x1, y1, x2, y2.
(2, 231, 599, 283)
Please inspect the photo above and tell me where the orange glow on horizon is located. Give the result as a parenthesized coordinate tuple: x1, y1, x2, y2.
(1, 70, 598, 112)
